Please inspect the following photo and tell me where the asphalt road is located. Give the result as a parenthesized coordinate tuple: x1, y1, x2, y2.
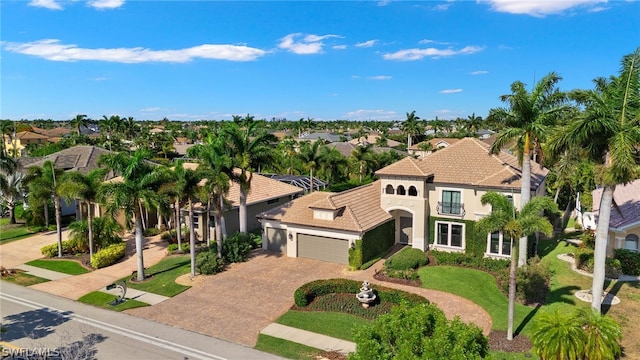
(0, 282, 284, 360)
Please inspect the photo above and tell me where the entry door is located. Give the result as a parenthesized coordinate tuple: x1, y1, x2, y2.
(400, 216, 413, 245)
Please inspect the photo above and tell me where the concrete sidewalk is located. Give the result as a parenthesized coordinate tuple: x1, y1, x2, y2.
(15, 264, 73, 280)
(260, 323, 356, 355)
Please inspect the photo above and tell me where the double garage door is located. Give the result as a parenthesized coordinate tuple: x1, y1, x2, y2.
(265, 228, 349, 264)
(297, 234, 349, 264)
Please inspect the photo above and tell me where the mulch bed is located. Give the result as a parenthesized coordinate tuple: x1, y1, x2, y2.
(372, 270, 422, 287)
(488, 330, 533, 353)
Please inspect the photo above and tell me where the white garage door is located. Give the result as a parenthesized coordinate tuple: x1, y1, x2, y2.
(266, 228, 287, 253)
(297, 234, 349, 264)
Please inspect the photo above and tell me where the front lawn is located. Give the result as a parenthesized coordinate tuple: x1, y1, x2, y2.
(26, 259, 91, 275)
(1, 271, 50, 286)
(78, 291, 149, 311)
(0, 221, 36, 244)
(120, 255, 191, 297)
(275, 311, 370, 342)
(254, 334, 320, 360)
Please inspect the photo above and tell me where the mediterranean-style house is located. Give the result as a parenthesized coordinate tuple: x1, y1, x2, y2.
(592, 179, 640, 254)
(258, 137, 548, 265)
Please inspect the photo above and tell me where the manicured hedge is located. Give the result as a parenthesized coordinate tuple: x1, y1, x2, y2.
(614, 248, 640, 276)
(431, 250, 510, 273)
(293, 278, 429, 307)
(41, 240, 78, 257)
(384, 247, 428, 270)
(349, 221, 396, 270)
(90, 242, 126, 269)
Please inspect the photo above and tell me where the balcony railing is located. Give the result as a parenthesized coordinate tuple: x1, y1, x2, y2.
(437, 201, 465, 216)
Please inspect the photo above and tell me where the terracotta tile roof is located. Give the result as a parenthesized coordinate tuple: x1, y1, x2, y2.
(227, 172, 304, 207)
(375, 157, 434, 178)
(23, 145, 112, 175)
(258, 181, 392, 233)
(377, 137, 548, 190)
(327, 142, 405, 158)
(592, 178, 640, 230)
(16, 131, 48, 140)
(408, 138, 461, 151)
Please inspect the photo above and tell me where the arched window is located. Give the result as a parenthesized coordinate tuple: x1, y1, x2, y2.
(397, 185, 406, 195)
(385, 184, 395, 194)
(408, 186, 418, 196)
(625, 234, 639, 252)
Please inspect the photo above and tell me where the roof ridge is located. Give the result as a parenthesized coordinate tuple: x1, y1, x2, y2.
(344, 205, 362, 232)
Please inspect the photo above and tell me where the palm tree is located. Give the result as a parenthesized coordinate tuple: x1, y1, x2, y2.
(170, 160, 204, 277)
(549, 48, 640, 312)
(531, 309, 585, 360)
(475, 192, 558, 340)
(351, 143, 376, 183)
(24, 161, 66, 257)
(318, 146, 348, 184)
(0, 120, 15, 157)
(400, 111, 421, 148)
(488, 72, 569, 267)
(298, 140, 324, 193)
(99, 150, 170, 281)
(221, 119, 276, 234)
(466, 112, 483, 134)
(57, 168, 107, 260)
(580, 307, 622, 360)
(70, 114, 90, 136)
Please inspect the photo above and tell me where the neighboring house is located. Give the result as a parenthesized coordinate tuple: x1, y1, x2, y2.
(475, 129, 495, 140)
(407, 138, 461, 158)
(258, 138, 548, 264)
(5, 131, 49, 157)
(325, 142, 407, 158)
(592, 179, 640, 254)
(348, 135, 402, 148)
(298, 132, 342, 143)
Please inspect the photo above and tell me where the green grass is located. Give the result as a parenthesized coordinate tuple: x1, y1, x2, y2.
(418, 265, 536, 335)
(78, 291, 149, 311)
(254, 334, 320, 360)
(26, 259, 91, 275)
(1, 272, 50, 286)
(490, 351, 539, 359)
(120, 255, 191, 297)
(0, 221, 36, 244)
(275, 311, 371, 342)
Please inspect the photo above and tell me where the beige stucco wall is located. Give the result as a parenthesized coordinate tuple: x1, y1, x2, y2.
(379, 176, 429, 251)
(607, 224, 640, 256)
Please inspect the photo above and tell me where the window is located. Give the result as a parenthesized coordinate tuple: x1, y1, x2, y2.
(435, 221, 464, 249)
(441, 190, 461, 215)
(193, 214, 199, 229)
(625, 234, 639, 252)
(408, 186, 418, 197)
(385, 184, 395, 194)
(488, 231, 512, 256)
(397, 185, 406, 195)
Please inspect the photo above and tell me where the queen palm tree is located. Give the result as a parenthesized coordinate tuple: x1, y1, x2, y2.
(24, 161, 66, 257)
(298, 140, 324, 193)
(475, 192, 558, 340)
(57, 168, 107, 260)
(221, 118, 276, 234)
(488, 72, 569, 267)
(70, 114, 90, 136)
(351, 143, 377, 183)
(99, 150, 170, 281)
(400, 111, 421, 148)
(549, 48, 640, 312)
(319, 146, 348, 184)
(531, 309, 585, 360)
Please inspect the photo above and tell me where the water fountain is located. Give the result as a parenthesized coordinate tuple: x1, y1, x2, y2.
(356, 281, 376, 308)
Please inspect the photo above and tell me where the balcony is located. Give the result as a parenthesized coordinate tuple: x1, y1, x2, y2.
(436, 201, 465, 217)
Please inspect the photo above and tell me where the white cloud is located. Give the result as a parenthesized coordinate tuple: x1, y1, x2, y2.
(440, 89, 463, 94)
(278, 33, 340, 55)
(3, 39, 267, 62)
(355, 40, 378, 48)
(333, 45, 347, 50)
(89, 77, 109, 81)
(419, 39, 450, 45)
(88, 0, 125, 9)
(383, 45, 483, 61)
(370, 75, 392, 80)
(344, 109, 398, 121)
(140, 107, 161, 112)
(479, 0, 607, 17)
(470, 70, 488, 75)
(432, 3, 453, 11)
(377, 0, 392, 6)
(28, 0, 63, 10)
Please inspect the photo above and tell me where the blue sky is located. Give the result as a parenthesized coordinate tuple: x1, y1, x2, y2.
(1, 0, 639, 122)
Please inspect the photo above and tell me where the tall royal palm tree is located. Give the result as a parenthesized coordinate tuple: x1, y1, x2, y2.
(221, 118, 276, 234)
(488, 72, 569, 267)
(475, 192, 558, 340)
(549, 48, 640, 312)
(57, 168, 107, 260)
(70, 114, 90, 136)
(400, 111, 421, 148)
(25, 161, 66, 257)
(99, 150, 170, 281)
(0, 154, 21, 225)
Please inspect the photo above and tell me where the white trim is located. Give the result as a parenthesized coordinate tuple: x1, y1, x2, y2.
(485, 231, 512, 258)
(433, 220, 465, 250)
(438, 188, 463, 216)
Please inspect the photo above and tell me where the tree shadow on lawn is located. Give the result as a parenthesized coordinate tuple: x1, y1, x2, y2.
(1, 308, 72, 342)
(602, 279, 626, 315)
(514, 303, 542, 337)
(513, 284, 581, 336)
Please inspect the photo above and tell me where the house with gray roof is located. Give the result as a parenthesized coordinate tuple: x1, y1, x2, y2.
(258, 137, 548, 265)
(592, 179, 640, 254)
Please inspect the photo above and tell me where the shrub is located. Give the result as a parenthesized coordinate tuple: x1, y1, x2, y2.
(222, 232, 256, 263)
(431, 250, 510, 273)
(613, 248, 640, 276)
(90, 242, 126, 269)
(293, 278, 428, 308)
(605, 258, 622, 279)
(580, 232, 596, 249)
(161, 226, 190, 244)
(40, 240, 78, 257)
(67, 217, 122, 252)
(384, 268, 420, 281)
(166, 243, 189, 254)
(348, 240, 363, 270)
(574, 247, 594, 271)
(384, 247, 428, 271)
(195, 249, 225, 275)
(143, 228, 162, 237)
(516, 261, 551, 305)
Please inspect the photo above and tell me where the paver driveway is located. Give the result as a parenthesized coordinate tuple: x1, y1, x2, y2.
(127, 250, 492, 347)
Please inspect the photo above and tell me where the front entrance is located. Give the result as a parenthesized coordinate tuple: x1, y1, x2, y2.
(400, 216, 413, 245)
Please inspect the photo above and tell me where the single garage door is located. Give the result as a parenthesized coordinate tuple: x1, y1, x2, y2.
(297, 234, 348, 264)
(266, 228, 287, 253)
